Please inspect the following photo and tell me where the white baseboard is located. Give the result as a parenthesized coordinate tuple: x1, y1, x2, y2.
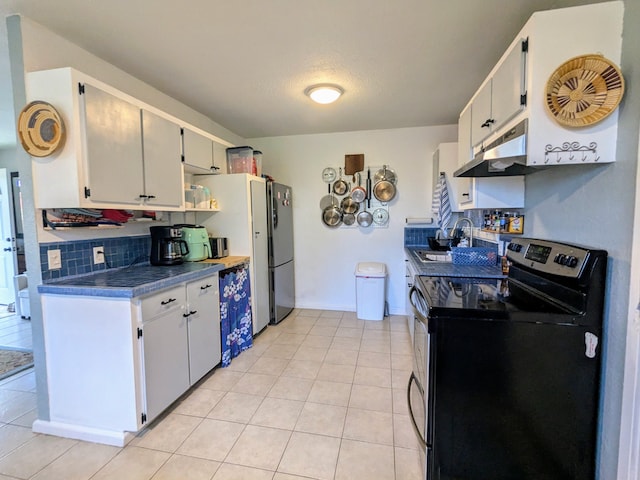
(32, 419, 133, 447)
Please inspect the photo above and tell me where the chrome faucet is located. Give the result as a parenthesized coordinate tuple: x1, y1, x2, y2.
(451, 217, 474, 247)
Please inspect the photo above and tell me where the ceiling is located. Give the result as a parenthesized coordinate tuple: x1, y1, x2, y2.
(2, 0, 604, 140)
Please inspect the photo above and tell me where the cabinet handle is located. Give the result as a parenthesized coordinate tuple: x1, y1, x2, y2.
(161, 298, 176, 305)
(481, 118, 495, 128)
(139, 194, 148, 199)
(200, 284, 212, 290)
(462, 193, 470, 197)
(146, 195, 156, 199)
(182, 310, 197, 318)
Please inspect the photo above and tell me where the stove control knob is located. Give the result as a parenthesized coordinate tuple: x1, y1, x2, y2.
(509, 243, 522, 252)
(555, 253, 566, 264)
(567, 256, 579, 268)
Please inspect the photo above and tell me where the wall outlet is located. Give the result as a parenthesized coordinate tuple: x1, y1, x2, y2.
(47, 249, 62, 270)
(93, 246, 105, 265)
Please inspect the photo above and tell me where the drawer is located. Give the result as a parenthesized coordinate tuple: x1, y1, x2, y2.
(140, 285, 186, 319)
(186, 274, 219, 301)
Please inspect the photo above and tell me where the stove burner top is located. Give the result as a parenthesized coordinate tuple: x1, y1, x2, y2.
(417, 276, 573, 317)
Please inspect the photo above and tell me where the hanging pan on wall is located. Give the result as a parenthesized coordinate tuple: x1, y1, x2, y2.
(322, 204, 342, 228)
(373, 165, 397, 202)
(17, 101, 66, 157)
(333, 167, 350, 196)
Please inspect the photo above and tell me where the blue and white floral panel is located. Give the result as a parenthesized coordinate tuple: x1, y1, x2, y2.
(219, 264, 253, 367)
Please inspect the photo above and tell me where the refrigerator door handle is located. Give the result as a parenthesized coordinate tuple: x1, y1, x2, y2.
(272, 196, 278, 229)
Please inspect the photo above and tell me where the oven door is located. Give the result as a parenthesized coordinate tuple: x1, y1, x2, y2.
(408, 283, 431, 478)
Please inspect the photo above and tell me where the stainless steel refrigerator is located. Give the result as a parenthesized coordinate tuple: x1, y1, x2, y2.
(266, 182, 295, 324)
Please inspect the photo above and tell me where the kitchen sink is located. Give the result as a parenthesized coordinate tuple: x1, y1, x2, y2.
(414, 249, 452, 263)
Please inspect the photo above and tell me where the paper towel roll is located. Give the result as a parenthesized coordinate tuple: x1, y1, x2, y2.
(405, 217, 433, 225)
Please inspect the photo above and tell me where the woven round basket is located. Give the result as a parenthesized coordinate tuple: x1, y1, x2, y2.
(17, 101, 65, 157)
(545, 54, 624, 128)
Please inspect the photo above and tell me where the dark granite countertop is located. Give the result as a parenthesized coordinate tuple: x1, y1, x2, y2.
(37, 262, 225, 298)
(405, 246, 505, 278)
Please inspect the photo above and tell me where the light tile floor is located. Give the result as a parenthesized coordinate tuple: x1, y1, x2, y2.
(0, 312, 32, 351)
(0, 309, 423, 479)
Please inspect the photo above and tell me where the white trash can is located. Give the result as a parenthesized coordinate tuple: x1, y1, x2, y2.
(355, 262, 387, 320)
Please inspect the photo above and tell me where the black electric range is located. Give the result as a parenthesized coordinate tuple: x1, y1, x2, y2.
(408, 237, 607, 480)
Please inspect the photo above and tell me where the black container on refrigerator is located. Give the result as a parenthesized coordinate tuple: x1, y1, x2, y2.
(266, 182, 295, 324)
(408, 237, 607, 479)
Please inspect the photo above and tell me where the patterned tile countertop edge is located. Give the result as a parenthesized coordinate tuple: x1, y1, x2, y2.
(37, 262, 226, 299)
(405, 247, 505, 278)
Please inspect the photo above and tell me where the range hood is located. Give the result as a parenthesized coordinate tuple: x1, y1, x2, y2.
(454, 119, 544, 177)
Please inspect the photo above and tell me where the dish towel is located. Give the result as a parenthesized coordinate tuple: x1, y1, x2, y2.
(432, 173, 452, 234)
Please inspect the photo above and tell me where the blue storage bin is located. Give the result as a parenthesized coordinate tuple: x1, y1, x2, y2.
(451, 247, 498, 266)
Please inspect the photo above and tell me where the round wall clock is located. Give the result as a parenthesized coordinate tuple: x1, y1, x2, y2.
(17, 101, 66, 157)
(545, 54, 624, 128)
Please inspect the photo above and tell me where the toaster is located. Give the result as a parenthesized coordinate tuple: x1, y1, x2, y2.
(209, 237, 229, 259)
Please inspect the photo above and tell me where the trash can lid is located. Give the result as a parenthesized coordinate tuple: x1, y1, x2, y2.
(355, 262, 387, 277)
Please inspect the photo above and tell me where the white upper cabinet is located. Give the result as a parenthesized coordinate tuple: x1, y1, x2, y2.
(490, 39, 527, 133)
(457, 176, 525, 210)
(26, 67, 230, 210)
(182, 127, 214, 173)
(142, 110, 184, 208)
(458, 2, 624, 171)
(457, 104, 472, 167)
(470, 39, 527, 148)
(82, 83, 145, 205)
(470, 80, 494, 148)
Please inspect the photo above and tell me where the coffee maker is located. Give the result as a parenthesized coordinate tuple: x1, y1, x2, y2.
(149, 226, 189, 266)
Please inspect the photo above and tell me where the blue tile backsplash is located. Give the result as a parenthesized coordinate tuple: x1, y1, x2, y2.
(40, 235, 151, 281)
(404, 227, 440, 246)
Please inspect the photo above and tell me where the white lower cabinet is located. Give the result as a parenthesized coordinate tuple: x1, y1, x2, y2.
(185, 275, 221, 384)
(36, 272, 221, 446)
(140, 275, 220, 421)
(139, 286, 190, 423)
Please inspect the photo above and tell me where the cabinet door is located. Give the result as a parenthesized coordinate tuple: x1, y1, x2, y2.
(141, 110, 183, 208)
(459, 177, 525, 210)
(183, 128, 214, 171)
(458, 177, 474, 206)
(470, 80, 493, 147)
(186, 274, 221, 384)
(141, 309, 190, 422)
(81, 83, 144, 204)
(250, 180, 269, 334)
(212, 140, 227, 173)
(491, 38, 527, 132)
(457, 105, 472, 167)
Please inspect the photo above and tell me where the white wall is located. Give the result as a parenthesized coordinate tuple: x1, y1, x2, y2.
(249, 125, 456, 314)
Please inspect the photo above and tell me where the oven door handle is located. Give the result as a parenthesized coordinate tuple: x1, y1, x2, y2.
(407, 372, 427, 449)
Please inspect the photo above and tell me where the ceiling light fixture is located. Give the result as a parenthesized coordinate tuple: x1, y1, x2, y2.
(305, 84, 344, 104)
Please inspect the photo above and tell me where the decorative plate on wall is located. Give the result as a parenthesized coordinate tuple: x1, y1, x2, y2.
(545, 54, 624, 128)
(17, 101, 66, 157)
